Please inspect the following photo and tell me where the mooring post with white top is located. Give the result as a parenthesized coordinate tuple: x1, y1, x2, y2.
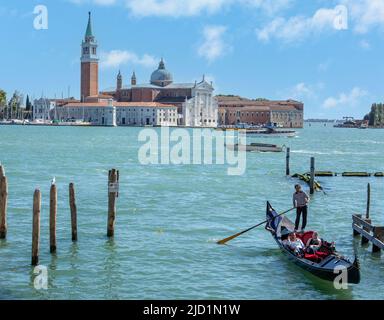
(32, 189, 41, 266)
(286, 148, 290, 176)
(0, 165, 8, 239)
(107, 169, 119, 237)
(69, 183, 78, 241)
(310, 157, 315, 195)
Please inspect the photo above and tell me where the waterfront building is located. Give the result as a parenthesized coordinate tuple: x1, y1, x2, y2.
(54, 99, 178, 127)
(217, 96, 304, 128)
(33, 98, 56, 121)
(102, 61, 218, 127)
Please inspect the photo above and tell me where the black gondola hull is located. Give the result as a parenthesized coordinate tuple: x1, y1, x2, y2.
(266, 202, 360, 284)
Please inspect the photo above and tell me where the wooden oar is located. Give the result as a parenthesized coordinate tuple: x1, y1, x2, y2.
(217, 207, 295, 245)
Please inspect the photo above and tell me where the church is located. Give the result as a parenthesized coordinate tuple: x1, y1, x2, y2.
(77, 12, 218, 127)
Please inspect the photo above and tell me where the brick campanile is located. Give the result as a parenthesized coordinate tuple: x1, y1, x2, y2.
(80, 12, 98, 101)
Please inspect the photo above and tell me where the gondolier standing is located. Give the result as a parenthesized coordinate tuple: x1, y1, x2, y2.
(293, 184, 310, 232)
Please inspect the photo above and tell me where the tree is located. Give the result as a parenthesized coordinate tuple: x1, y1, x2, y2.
(0, 90, 6, 120)
(367, 103, 384, 127)
(26, 95, 32, 111)
(7, 91, 23, 119)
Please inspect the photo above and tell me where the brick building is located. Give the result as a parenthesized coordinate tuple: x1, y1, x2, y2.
(217, 96, 304, 128)
(102, 61, 218, 127)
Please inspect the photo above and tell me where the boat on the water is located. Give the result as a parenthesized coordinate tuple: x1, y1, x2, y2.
(265, 202, 360, 284)
(246, 126, 296, 137)
(226, 143, 284, 152)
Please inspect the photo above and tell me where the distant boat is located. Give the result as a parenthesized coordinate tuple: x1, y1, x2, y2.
(226, 143, 284, 152)
(359, 122, 368, 129)
(246, 127, 297, 137)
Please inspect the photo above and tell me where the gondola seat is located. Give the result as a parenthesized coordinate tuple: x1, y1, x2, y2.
(298, 231, 331, 262)
(298, 231, 315, 246)
(304, 253, 321, 263)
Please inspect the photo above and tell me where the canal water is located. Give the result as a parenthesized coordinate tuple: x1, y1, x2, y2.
(0, 123, 383, 300)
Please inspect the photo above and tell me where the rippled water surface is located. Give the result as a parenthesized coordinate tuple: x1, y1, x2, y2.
(0, 123, 383, 300)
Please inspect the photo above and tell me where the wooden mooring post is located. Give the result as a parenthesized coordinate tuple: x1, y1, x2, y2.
(366, 183, 371, 219)
(69, 183, 78, 241)
(373, 227, 384, 253)
(107, 169, 119, 237)
(286, 148, 290, 176)
(362, 183, 372, 245)
(32, 189, 41, 266)
(309, 157, 315, 195)
(50, 180, 57, 253)
(0, 165, 8, 239)
(353, 214, 383, 252)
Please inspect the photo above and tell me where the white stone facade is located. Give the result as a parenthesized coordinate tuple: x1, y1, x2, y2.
(116, 105, 177, 127)
(183, 81, 218, 128)
(33, 98, 56, 121)
(54, 100, 177, 127)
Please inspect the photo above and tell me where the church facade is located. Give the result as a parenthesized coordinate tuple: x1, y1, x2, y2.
(102, 60, 218, 127)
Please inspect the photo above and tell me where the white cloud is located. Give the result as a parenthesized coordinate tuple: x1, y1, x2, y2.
(69, 0, 117, 5)
(291, 83, 314, 99)
(359, 39, 371, 50)
(280, 82, 323, 101)
(68, 0, 292, 17)
(241, 0, 292, 15)
(100, 50, 158, 68)
(125, 0, 230, 17)
(322, 87, 367, 109)
(256, 5, 347, 43)
(342, 0, 384, 34)
(198, 25, 229, 63)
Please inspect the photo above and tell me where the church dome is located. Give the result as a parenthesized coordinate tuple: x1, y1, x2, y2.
(150, 59, 173, 87)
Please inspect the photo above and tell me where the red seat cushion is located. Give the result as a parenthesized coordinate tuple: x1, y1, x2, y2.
(301, 231, 315, 246)
(304, 253, 320, 262)
(316, 251, 329, 258)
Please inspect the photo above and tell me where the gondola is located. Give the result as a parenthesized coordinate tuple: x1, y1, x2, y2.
(265, 202, 360, 284)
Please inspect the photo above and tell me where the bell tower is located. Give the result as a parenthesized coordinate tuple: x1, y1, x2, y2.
(81, 12, 99, 101)
(117, 70, 122, 90)
(131, 71, 137, 86)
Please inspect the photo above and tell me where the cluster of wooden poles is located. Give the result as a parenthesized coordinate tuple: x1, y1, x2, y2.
(285, 148, 317, 195)
(0, 165, 120, 266)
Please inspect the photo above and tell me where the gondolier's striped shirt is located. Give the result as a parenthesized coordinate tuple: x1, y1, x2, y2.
(293, 191, 309, 207)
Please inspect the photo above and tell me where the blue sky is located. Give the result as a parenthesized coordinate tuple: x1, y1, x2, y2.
(0, 0, 383, 119)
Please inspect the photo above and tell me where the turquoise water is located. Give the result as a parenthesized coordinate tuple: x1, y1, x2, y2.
(0, 123, 383, 300)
